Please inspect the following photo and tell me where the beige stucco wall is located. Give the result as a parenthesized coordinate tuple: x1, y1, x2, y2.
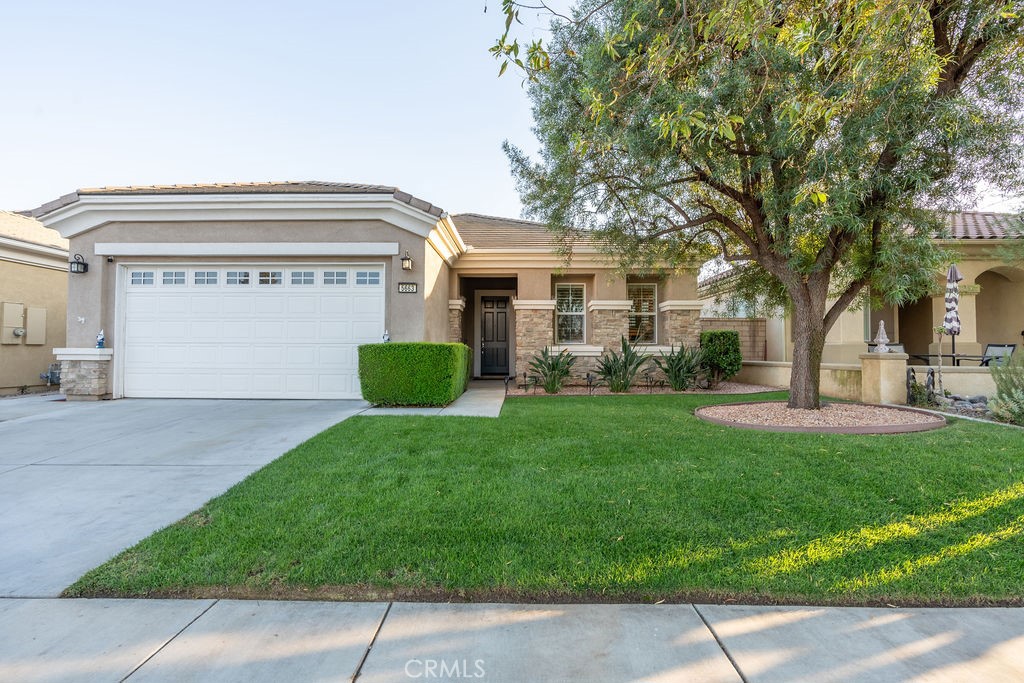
(975, 269, 1024, 351)
(735, 361, 863, 401)
(422, 241, 450, 342)
(0, 260, 67, 393)
(65, 219, 430, 349)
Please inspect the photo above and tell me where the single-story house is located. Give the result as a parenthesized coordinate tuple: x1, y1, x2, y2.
(33, 182, 702, 400)
(0, 210, 68, 394)
(699, 211, 1024, 365)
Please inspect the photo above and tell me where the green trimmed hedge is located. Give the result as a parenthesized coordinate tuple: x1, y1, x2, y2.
(700, 330, 743, 387)
(358, 342, 471, 406)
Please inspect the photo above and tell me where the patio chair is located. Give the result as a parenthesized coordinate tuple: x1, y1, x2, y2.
(979, 344, 1016, 367)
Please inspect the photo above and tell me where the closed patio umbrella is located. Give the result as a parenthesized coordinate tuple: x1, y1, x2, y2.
(943, 264, 963, 359)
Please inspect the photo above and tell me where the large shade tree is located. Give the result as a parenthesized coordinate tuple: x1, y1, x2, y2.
(494, 0, 1024, 408)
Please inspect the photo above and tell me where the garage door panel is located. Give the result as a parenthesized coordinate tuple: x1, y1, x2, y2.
(321, 297, 352, 314)
(353, 296, 383, 315)
(123, 264, 384, 399)
(223, 297, 254, 314)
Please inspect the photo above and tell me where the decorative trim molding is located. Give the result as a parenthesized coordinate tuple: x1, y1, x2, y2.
(94, 242, 400, 257)
(0, 238, 69, 271)
(658, 300, 704, 312)
(549, 344, 604, 356)
(448, 298, 466, 311)
(37, 193, 446, 241)
(587, 299, 632, 312)
(512, 299, 556, 311)
(54, 347, 114, 361)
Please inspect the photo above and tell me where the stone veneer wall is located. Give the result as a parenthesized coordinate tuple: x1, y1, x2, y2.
(699, 318, 767, 361)
(514, 308, 554, 378)
(661, 309, 702, 347)
(59, 359, 111, 401)
(448, 308, 463, 343)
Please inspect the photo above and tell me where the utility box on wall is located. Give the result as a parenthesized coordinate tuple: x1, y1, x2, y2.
(1, 302, 24, 345)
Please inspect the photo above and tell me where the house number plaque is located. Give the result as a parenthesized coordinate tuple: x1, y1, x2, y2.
(398, 282, 417, 293)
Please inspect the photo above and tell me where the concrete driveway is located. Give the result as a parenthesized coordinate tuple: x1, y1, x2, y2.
(0, 395, 366, 597)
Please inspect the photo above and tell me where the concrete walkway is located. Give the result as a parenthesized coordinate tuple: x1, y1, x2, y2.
(361, 381, 506, 418)
(0, 396, 366, 597)
(1, 598, 1021, 682)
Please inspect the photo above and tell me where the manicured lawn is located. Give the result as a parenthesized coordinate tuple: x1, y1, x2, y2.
(67, 393, 1024, 605)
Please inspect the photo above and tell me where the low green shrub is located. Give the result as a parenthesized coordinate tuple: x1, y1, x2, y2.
(528, 347, 576, 394)
(700, 330, 743, 388)
(654, 344, 704, 391)
(990, 350, 1024, 425)
(596, 337, 651, 392)
(358, 342, 471, 406)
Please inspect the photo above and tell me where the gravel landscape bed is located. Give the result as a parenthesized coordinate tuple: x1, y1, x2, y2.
(696, 401, 947, 434)
(505, 380, 778, 397)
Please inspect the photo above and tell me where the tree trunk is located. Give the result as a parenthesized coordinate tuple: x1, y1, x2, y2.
(788, 291, 828, 409)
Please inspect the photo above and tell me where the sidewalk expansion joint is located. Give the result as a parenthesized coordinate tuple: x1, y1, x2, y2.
(121, 599, 219, 681)
(351, 601, 393, 682)
(693, 604, 749, 683)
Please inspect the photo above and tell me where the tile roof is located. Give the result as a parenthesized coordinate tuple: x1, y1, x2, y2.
(945, 211, 1022, 239)
(32, 181, 445, 219)
(0, 210, 68, 250)
(451, 213, 594, 249)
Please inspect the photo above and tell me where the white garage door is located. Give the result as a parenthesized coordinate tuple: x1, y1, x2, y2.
(122, 264, 385, 398)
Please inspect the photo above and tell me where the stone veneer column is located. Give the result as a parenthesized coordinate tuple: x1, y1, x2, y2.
(448, 298, 465, 344)
(54, 348, 114, 400)
(659, 300, 704, 347)
(587, 300, 632, 351)
(511, 299, 555, 378)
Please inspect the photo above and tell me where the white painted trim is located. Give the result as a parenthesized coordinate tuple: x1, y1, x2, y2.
(658, 300, 704, 312)
(474, 290, 516, 377)
(448, 298, 466, 311)
(587, 299, 632, 311)
(54, 347, 113, 361)
(0, 243, 69, 271)
(628, 282, 659, 345)
(95, 242, 400, 257)
(635, 345, 677, 355)
(554, 282, 586, 345)
(113, 265, 127, 398)
(550, 344, 603, 357)
(38, 193, 445, 241)
(511, 299, 556, 310)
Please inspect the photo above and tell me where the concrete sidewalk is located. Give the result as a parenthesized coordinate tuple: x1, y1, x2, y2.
(361, 381, 506, 418)
(1, 598, 1022, 682)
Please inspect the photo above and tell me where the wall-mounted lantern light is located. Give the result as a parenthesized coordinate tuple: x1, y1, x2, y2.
(69, 254, 89, 274)
(401, 250, 414, 271)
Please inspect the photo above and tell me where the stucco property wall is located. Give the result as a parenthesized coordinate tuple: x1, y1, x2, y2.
(0, 261, 67, 393)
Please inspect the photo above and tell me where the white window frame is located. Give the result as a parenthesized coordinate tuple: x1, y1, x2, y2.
(226, 270, 251, 286)
(323, 270, 348, 286)
(290, 270, 315, 286)
(257, 270, 284, 286)
(130, 270, 154, 286)
(193, 270, 219, 286)
(555, 283, 586, 344)
(355, 269, 382, 286)
(161, 270, 186, 286)
(628, 283, 658, 344)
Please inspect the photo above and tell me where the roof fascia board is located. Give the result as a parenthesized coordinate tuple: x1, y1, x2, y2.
(37, 193, 441, 239)
(0, 242, 69, 271)
(94, 242, 400, 257)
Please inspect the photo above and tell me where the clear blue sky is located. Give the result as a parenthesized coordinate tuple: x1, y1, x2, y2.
(0, 1, 554, 216)
(0, 1, 1013, 216)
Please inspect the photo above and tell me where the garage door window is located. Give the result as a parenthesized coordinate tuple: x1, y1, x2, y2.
(131, 271, 154, 285)
(162, 271, 186, 286)
(194, 271, 218, 285)
(226, 271, 250, 286)
(324, 271, 348, 285)
(355, 270, 381, 286)
(258, 271, 283, 285)
(290, 271, 315, 285)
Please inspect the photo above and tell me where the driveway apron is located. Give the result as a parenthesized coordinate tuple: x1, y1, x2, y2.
(0, 397, 364, 597)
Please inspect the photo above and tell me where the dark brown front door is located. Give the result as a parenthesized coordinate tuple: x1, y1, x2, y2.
(480, 296, 509, 375)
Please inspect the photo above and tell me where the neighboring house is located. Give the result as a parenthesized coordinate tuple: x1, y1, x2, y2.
(32, 182, 702, 400)
(699, 211, 1024, 365)
(0, 211, 68, 394)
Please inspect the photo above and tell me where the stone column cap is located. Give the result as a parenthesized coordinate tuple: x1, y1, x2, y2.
(448, 298, 466, 311)
(54, 348, 114, 361)
(658, 300, 704, 312)
(512, 299, 556, 310)
(587, 300, 632, 312)
(858, 352, 909, 360)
